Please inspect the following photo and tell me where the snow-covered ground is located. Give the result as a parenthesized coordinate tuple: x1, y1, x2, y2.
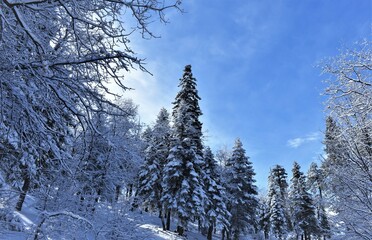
(0, 195, 214, 240)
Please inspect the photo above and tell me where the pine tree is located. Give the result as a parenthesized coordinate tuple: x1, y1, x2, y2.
(323, 117, 346, 170)
(202, 147, 230, 240)
(137, 108, 171, 230)
(162, 65, 206, 235)
(224, 138, 258, 240)
(307, 162, 331, 239)
(257, 196, 270, 240)
(267, 165, 291, 239)
(289, 162, 320, 240)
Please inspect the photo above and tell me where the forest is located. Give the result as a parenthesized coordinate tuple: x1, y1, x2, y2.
(0, 0, 371, 240)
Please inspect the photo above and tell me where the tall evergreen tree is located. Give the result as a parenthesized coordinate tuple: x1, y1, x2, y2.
(224, 138, 258, 240)
(202, 147, 230, 240)
(137, 108, 171, 230)
(289, 162, 320, 240)
(162, 65, 206, 235)
(267, 165, 291, 240)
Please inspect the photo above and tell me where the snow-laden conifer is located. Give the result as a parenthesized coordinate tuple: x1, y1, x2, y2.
(201, 147, 230, 240)
(162, 65, 206, 235)
(267, 165, 291, 239)
(289, 162, 320, 240)
(137, 108, 171, 229)
(224, 138, 258, 240)
(257, 196, 270, 240)
(307, 162, 331, 239)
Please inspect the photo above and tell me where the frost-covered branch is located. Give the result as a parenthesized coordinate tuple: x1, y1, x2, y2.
(0, 0, 181, 212)
(33, 211, 94, 240)
(3, 0, 48, 8)
(322, 41, 372, 239)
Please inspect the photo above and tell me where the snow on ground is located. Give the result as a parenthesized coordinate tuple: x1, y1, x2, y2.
(0, 195, 211, 240)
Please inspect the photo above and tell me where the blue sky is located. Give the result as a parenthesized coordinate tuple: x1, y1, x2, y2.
(122, 0, 371, 189)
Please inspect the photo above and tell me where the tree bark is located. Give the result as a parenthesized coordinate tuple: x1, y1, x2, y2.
(15, 176, 30, 211)
(207, 225, 213, 240)
(159, 209, 166, 230)
(115, 185, 121, 202)
(166, 209, 171, 230)
(177, 225, 184, 236)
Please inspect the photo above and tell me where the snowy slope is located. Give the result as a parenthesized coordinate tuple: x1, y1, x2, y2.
(0, 194, 211, 240)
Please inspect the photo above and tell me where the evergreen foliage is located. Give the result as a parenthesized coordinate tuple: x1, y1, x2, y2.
(289, 162, 320, 240)
(307, 162, 331, 239)
(267, 165, 291, 239)
(257, 196, 270, 240)
(162, 65, 206, 235)
(137, 108, 171, 228)
(201, 147, 230, 240)
(224, 138, 258, 240)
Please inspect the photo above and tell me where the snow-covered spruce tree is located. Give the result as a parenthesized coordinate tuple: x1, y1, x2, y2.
(289, 162, 320, 240)
(257, 196, 270, 240)
(321, 41, 372, 239)
(202, 147, 230, 240)
(267, 165, 291, 239)
(162, 65, 206, 235)
(307, 162, 331, 239)
(0, 0, 180, 211)
(224, 138, 258, 240)
(137, 108, 171, 230)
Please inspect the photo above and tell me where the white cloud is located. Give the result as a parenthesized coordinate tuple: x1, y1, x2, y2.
(287, 132, 322, 148)
(287, 138, 306, 148)
(122, 67, 176, 125)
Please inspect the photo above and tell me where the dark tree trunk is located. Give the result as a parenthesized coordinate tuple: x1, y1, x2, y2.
(207, 225, 213, 240)
(159, 209, 166, 230)
(15, 176, 31, 211)
(166, 209, 171, 230)
(115, 185, 121, 202)
(222, 227, 228, 240)
(177, 225, 184, 236)
(126, 184, 133, 198)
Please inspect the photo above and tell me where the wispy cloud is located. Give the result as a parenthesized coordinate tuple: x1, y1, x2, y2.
(287, 132, 322, 148)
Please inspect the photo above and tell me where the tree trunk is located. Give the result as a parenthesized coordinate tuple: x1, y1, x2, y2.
(15, 176, 31, 211)
(115, 185, 121, 202)
(222, 227, 230, 240)
(166, 209, 171, 230)
(207, 225, 213, 240)
(126, 184, 133, 198)
(177, 225, 184, 236)
(159, 209, 166, 230)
